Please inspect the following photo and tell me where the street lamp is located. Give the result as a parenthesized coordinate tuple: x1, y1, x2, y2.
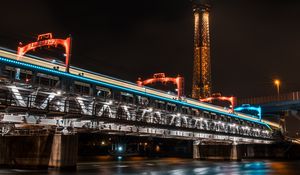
(274, 79, 280, 95)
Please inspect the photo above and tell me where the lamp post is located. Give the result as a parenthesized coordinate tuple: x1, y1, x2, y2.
(274, 79, 280, 96)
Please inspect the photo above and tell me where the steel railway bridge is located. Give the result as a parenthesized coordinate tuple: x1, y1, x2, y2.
(0, 46, 281, 168)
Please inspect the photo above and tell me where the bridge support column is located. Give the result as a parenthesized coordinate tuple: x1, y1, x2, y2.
(48, 134, 78, 169)
(230, 142, 240, 161)
(279, 111, 288, 135)
(0, 136, 9, 166)
(0, 134, 78, 169)
(193, 140, 201, 159)
(246, 145, 255, 158)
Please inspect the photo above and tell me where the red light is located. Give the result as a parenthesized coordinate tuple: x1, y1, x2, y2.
(137, 73, 184, 97)
(17, 33, 72, 72)
(200, 95, 236, 111)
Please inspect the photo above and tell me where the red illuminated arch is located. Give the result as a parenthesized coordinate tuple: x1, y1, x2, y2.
(17, 33, 72, 72)
(200, 93, 236, 112)
(137, 73, 184, 97)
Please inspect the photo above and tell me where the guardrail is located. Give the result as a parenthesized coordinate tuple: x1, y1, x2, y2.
(238, 92, 300, 105)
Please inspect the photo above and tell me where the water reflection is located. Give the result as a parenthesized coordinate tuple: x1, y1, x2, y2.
(0, 158, 299, 175)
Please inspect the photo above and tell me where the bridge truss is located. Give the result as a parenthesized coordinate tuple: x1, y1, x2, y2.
(0, 83, 272, 144)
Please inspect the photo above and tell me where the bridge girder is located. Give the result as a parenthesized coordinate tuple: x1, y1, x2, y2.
(0, 84, 273, 144)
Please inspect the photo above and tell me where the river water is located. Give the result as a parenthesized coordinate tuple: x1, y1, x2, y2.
(0, 158, 299, 175)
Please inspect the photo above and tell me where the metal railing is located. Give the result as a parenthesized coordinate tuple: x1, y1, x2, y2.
(238, 91, 300, 105)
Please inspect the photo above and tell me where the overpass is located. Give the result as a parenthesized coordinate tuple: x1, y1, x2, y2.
(238, 92, 300, 140)
(0, 47, 280, 168)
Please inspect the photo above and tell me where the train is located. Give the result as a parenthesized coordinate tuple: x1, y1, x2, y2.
(0, 47, 279, 129)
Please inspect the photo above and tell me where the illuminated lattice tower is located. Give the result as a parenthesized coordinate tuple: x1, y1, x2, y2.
(192, 2, 211, 99)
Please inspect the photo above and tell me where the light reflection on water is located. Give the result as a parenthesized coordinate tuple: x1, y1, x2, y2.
(0, 158, 299, 175)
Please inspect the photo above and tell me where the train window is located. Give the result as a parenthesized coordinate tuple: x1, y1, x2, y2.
(191, 109, 199, 116)
(96, 86, 111, 98)
(3, 66, 15, 79)
(36, 73, 59, 88)
(219, 115, 224, 121)
(210, 113, 217, 120)
(246, 121, 250, 127)
(198, 112, 204, 118)
(121, 92, 132, 96)
(74, 81, 90, 95)
(75, 85, 90, 95)
(113, 91, 121, 101)
(50, 79, 58, 87)
(4, 66, 14, 71)
(17, 69, 32, 83)
(155, 100, 165, 110)
(3, 66, 33, 82)
(40, 77, 50, 86)
(182, 106, 189, 114)
(166, 103, 176, 112)
(120, 92, 134, 103)
(202, 112, 209, 119)
(215, 115, 218, 120)
(137, 96, 149, 106)
(19, 72, 32, 83)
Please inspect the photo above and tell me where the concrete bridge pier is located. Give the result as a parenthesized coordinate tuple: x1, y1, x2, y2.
(193, 141, 242, 160)
(193, 140, 201, 159)
(245, 144, 255, 158)
(0, 134, 78, 169)
(230, 142, 241, 160)
(48, 134, 78, 169)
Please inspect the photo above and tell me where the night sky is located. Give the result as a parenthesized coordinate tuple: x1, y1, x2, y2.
(1, 0, 300, 99)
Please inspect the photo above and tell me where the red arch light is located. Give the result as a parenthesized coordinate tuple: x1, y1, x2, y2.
(137, 73, 184, 97)
(17, 33, 72, 72)
(200, 94, 236, 112)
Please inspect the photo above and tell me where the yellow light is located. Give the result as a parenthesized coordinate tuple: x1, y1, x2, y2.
(203, 12, 209, 20)
(274, 79, 280, 95)
(155, 145, 160, 152)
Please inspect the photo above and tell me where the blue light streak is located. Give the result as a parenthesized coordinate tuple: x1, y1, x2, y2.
(0, 56, 270, 129)
(235, 105, 262, 120)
